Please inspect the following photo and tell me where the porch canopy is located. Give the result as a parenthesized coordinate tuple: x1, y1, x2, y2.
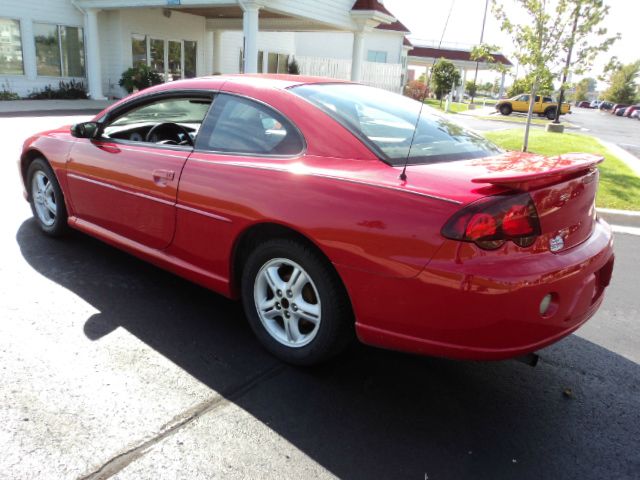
(74, 0, 398, 98)
(408, 44, 513, 99)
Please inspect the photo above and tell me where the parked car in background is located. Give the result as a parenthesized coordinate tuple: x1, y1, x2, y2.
(496, 94, 571, 119)
(611, 104, 629, 115)
(590, 100, 602, 108)
(623, 105, 640, 117)
(17, 75, 614, 366)
(577, 101, 591, 108)
(598, 101, 614, 111)
(631, 109, 640, 119)
(614, 107, 628, 116)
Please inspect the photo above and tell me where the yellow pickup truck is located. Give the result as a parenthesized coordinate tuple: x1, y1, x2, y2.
(495, 94, 571, 120)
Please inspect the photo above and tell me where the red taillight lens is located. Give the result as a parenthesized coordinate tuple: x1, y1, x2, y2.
(465, 213, 497, 240)
(502, 204, 534, 236)
(441, 193, 541, 250)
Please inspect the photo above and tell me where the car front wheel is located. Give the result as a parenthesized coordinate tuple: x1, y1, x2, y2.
(499, 104, 512, 115)
(27, 158, 68, 236)
(545, 108, 557, 120)
(241, 238, 353, 365)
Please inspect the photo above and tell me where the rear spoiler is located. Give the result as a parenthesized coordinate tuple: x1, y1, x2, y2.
(472, 153, 603, 190)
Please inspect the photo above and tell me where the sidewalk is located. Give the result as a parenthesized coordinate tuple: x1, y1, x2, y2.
(0, 99, 115, 117)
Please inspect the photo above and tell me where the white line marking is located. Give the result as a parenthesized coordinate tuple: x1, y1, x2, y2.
(611, 225, 640, 236)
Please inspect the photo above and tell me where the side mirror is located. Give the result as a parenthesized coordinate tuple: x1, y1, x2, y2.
(71, 122, 99, 139)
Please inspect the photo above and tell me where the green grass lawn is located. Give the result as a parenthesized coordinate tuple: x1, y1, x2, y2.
(424, 98, 469, 114)
(483, 129, 640, 211)
(478, 114, 574, 127)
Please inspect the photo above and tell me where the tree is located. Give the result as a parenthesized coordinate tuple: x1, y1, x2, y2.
(470, 43, 509, 103)
(493, 0, 570, 151)
(602, 61, 640, 104)
(465, 80, 478, 98)
(572, 77, 596, 101)
(507, 70, 555, 97)
(429, 58, 461, 104)
(551, 0, 619, 123)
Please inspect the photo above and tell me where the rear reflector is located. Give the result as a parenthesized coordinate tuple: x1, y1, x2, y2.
(441, 193, 541, 250)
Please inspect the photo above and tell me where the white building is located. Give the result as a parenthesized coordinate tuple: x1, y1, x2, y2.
(0, 0, 411, 99)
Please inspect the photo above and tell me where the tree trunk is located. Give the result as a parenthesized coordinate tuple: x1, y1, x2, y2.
(522, 80, 539, 152)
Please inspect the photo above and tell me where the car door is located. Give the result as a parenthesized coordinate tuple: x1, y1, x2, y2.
(66, 92, 213, 250)
(512, 94, 529, 111)
(171, 93, 305, 279)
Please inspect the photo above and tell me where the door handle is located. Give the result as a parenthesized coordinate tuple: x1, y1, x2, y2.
(94, 142, 121, 154)
(152, 169, 175, 186)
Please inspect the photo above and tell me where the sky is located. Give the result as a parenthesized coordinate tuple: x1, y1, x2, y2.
(384, 0, 637, 89)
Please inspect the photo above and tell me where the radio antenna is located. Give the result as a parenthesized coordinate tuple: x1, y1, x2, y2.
(400, 0, 455, 182)
(399, 87, 429, 181)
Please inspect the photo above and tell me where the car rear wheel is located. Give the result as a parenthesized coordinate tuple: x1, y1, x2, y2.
(545, 108, 557, 120)
(241, 238, 353, 365)
(499, 104, 512, 115)
(27, 158, 68, 236)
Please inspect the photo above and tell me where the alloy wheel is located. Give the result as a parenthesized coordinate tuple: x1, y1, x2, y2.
(253, 258, 321, 348)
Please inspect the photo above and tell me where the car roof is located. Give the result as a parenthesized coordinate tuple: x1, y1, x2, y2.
(149, 74, 353, 93)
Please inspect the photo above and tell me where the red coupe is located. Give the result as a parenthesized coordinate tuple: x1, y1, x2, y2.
(19, 75, 614, 365)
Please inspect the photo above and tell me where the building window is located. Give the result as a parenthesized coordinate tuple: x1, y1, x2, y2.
(184, 40, 197, 78)
(150, 38, 165, 77)
(239, 49, 265, 74)
(60, 26, 85, 77)
(168, 40, 182, 80)
(367, 50, 387, 63)
(0, 18, 24, 75)
(257, 50, 263, 73)
(267, 52, 289, 73)
(138, 37, 196, 80)
(34, 23, 85, 77)
(131, 34, 147, 67)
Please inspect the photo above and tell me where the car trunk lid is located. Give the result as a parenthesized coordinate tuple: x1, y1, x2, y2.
(403, 151, 602, 252)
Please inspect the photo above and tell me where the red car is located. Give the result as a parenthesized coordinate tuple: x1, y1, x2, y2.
(19, 75, 614, 365)
(624, 105, 640, 117)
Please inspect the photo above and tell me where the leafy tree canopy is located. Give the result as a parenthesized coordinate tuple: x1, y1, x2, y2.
(429, 58, 461, 101)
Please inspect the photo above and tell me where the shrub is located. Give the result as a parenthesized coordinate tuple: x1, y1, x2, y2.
(403, 80, 428, 101)
(287, 57, 300, 75)
(0, 82, 19, 101)
(119, 64, 164, 93)
(27, 80, 88, 99)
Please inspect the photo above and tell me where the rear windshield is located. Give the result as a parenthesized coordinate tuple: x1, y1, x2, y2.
(291, 83, 501, 166)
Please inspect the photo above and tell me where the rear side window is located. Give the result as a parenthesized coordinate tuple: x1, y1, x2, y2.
(195, 94, 304, 156)
(292, 83, 501, 166)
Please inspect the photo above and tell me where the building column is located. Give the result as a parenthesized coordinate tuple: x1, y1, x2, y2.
(457, 68, 466, 102)
(498, 71, 506, 98)
(351, 31, 365, 82)
(241, 1, 260, 74)
(84, 9, 105, 99)
(212, 31, 222, 74)
(20, 19, 37, 81)
(204, 31, 214, 75)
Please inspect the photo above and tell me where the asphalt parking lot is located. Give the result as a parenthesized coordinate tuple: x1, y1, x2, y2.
(1, 115, 639, 480)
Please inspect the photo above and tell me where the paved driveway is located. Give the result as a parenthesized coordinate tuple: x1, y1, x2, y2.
(1, 115, 639, 480)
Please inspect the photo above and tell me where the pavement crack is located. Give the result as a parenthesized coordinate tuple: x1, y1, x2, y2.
(77, 363, 287, 480)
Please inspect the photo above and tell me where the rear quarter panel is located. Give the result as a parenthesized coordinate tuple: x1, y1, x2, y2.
(170, 154, 459, 294)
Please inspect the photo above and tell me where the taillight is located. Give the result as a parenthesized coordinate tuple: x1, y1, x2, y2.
(441, 192, 541, 250)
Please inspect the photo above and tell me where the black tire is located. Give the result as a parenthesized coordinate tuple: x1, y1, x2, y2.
(26, 158, 68, 236)
(545, 108, 557, 120)
(241, 238, 354, 366)
(499, 104, 512, 115)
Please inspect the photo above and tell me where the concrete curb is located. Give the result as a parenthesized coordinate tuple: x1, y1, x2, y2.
(597, 139, 640, 177)
(597, 208, 640, 228)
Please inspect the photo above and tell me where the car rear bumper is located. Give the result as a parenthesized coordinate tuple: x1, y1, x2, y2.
(340, 218, 614, 360)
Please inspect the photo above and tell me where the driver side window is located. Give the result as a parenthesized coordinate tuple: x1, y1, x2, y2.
(101, 95, 212, 145)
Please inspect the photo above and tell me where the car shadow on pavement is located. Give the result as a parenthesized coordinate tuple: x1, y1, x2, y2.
(16, 219, 640, 480)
